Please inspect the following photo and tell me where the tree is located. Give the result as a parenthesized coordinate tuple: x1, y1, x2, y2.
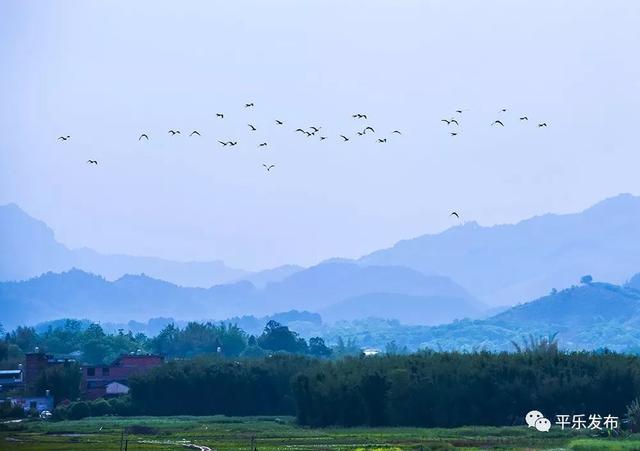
(580, 274, 593, 284)
(0, 341, 8, 362)
(36, 363, 81, 405)
(308, 337, 332, 358)
(258, 321, 308, 354)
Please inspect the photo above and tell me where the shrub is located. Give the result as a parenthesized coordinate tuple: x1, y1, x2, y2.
(68, 401, 90, 420)
(90, 398, 112, 417)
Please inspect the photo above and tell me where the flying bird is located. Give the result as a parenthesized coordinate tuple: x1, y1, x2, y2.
(248, 124, 257, 131)
(450, 132, 458, 136)
(189, 130, 201, 137)
(538, 122, 548, 127)
(262, 164, 275, 171)
(392, 130, 402, 135)
(259, 142, 268, 147)
(295, 128, 305, 133)
(441, 119, 451, 125)
(168, 130, 181, 135)
(86, 160, 98, 165)
(310, 126, 320, 132)
(218, 141, 229, 146)
(352, 113, 368, 119)
(377, 138, 387, 143)
(57, 135, 71, 141)
(319, 136, 327, 140)
(275, 120, 284, 125)
(138, 134, 149, 140)
(455, 109, 464, 114)
(364, 126, 375, 134)
(450, 119, 459, 126)
(229, 141, 238, 146)
(245, 103, 254, 108)
(357, 131, 365, 136)
(450, 211, 460, 218)
(499, 108, 507, 112)
(216, 113, 224, 118)
(520, 116, 528, 121)
(340, 135, 350, 141)
(492, 120, 504, 127)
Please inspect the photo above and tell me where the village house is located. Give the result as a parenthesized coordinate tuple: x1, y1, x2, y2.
(82, 354, 163, 399)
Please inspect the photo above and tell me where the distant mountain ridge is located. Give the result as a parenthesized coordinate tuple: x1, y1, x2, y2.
(0, 203, 284, 287)
(359, 193, 640, 306)
(0, 262, 481, 329)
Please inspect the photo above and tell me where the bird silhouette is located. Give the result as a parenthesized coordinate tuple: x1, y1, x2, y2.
(377, 138, 387, 143)
(441, 119, 451, 125)
(357, 132, 365, 136)
(57, 135, 71, 141)
(259, 142, 268, 147)
(392, 130, 402, 135)
(364, 126, 375, 134)
(319, 136, 327, 140)
(189, 130, 201, 137)
(168, 130, 181, 135)
(229, 141, 238, 146)
(538, 122, 548, 127)
(310, 126, 320, 132)
(450, 132, 458, 136)
(340, 135, 350, 141)
(275, 120, 284, 125)
(450, 119, 459, 126)
(218, 141, 229, 146)
(492, 120, 504, 127)
(450, 211, 460, 218)
(216, 113, 224, 118)
(455, 109, 464, 114)
(245, 103, 254, 108)
(305, 131, 313, 137)
(352, 113, 368, 119)
(295, 128, 305, 133)
(248, 124, 257, 131)
(499, 108, 507, 112)
(139, 134, 149, 140)
(262, 164, 275, 171)
(520, 116, 528, 121)
(86, 160, 98, 165)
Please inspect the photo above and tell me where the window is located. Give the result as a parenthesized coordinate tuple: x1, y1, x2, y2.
(102, 367, 110, 376)
(87, 367, 95, 376)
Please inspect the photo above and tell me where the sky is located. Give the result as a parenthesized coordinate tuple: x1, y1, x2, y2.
(1, 1, 639, 271)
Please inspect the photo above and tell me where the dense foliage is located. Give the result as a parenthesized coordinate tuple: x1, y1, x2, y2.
(113, 349, 640, 428)
(1, 319, 336, 365)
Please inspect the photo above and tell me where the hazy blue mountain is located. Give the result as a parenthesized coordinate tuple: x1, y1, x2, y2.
(0, 262, 481, 329)
(321, 292, 482, 325)
(236, 264, 304, 288)
(258, 262, 477, 313)
(359, 194, 640, 306)
(318, 274, 640, 352)
(0, 203, 250, 287)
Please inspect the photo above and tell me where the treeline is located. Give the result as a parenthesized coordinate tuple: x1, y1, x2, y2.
(113, 349, 640, 427)
(1, 319, 360, 366)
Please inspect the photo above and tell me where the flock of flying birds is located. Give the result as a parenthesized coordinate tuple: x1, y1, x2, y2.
(57, 103, 547, 218)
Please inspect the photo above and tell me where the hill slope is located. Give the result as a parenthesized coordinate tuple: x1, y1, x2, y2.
(359, 194, 640, 306)
(0, 203, 249, 287)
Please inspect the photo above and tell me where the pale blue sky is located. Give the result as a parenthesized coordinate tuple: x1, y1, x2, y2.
(1, 1, 639, 270)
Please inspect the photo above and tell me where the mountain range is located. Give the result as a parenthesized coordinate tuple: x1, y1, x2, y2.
(358, 193, 640, 305)
(3, 194, 640, 330)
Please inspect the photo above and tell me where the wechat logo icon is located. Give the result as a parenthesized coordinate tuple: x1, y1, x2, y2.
(526, 410, 551, 432)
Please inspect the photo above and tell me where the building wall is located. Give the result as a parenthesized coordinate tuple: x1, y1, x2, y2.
(82, 355, 163, 399)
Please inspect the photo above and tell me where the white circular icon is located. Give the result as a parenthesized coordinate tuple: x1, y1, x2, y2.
(535, 417, 551, 432)
(525, 410, 544, 428)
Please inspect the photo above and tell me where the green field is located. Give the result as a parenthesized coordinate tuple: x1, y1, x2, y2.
(2, 416, 640, 451)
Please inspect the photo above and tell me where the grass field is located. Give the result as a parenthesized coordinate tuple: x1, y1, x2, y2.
(2, 415, 640, 450)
